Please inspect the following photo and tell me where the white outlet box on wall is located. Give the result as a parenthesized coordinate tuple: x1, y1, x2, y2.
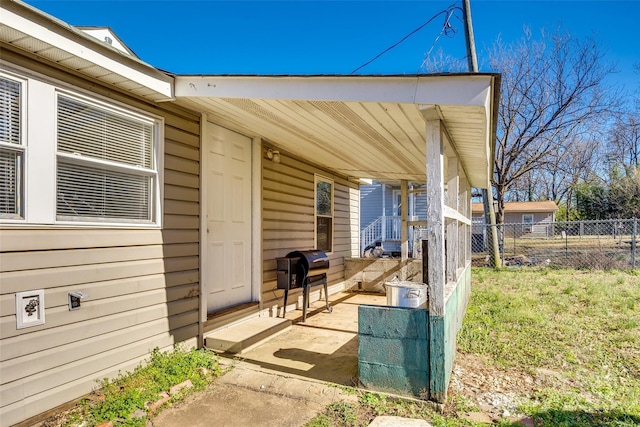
(16, 290, 45, 329)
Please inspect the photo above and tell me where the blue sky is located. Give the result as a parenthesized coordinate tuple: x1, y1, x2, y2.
(24, 0, 640, 92)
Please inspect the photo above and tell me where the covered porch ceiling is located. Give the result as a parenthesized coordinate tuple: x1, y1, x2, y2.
(173, 74, 500, 188)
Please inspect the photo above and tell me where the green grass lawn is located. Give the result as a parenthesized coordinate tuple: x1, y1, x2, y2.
(460, 267, 640, 425)
(307, 267, 640, 427)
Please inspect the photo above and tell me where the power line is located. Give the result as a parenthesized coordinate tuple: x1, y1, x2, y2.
(349, 2, 461, 75)
(417, 7, 459, 73)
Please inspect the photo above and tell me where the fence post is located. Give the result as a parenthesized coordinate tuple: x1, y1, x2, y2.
(580, 221, 583, 239)
(565, 223, 569, 265)
(499, 225, 504, 267)
(513, 224, 516, 259)
(633, 218, 637, 270)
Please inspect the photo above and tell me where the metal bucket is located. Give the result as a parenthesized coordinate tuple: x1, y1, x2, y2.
(384, 281, 428, 309)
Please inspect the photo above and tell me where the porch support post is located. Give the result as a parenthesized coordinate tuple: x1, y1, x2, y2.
(401, 179, 409, 266)
(426, 120, 445, 316)
(425, 118, 446, 403)
(460, 175, 470, 267)
(446, 157, 459, 283)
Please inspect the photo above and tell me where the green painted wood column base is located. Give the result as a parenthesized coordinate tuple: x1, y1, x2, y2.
(358, 305, 429, 397)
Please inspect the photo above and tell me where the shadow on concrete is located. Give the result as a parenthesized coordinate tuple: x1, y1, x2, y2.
(235, 292, 387, 387)
(241, 337, 359, 386)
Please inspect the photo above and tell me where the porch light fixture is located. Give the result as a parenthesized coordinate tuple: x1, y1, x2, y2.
(267, 148, 281, 164)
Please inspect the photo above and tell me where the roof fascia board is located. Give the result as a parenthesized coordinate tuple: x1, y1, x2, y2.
(1, 1, 173, 100)
(483, 84, 493, 183)
(175, 74, 494, 106)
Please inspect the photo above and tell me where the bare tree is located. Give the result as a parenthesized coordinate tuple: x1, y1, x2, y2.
(507, 136, 599, 219)
(546, 137, 600, 219)
(489, 28, 619, 223)
(608, 112, 640, 168)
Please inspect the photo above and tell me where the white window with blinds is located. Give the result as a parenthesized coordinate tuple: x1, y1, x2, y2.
(0, 73, 24, 220)
(0, 65, 163, 227)
(56, 94, 158, 223)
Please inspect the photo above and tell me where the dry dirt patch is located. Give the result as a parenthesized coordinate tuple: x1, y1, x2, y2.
(445, 352, 563, 422)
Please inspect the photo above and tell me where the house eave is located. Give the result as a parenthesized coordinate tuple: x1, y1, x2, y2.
(175, 73, 496, 106)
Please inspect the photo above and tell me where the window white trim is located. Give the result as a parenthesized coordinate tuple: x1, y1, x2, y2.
(0, 65, 164, 228)
(0, 71, 27, 221)
(314, 174, 334, 253)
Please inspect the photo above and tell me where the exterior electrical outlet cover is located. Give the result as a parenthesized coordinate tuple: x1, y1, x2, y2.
(68, 292, 88, 311)
(16, 290, 45, 329)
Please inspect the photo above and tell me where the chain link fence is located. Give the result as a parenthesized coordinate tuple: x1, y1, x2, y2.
(472, 218, 639, 269)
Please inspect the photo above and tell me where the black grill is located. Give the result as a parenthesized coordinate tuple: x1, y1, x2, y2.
(277, 250, 332, 321)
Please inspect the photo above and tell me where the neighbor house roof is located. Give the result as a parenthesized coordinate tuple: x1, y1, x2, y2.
(472, 201, 559, 214)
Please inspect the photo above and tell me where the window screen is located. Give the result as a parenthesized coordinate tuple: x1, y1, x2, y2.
(56, 94, 156, 223)
(0, 75, 23, 219)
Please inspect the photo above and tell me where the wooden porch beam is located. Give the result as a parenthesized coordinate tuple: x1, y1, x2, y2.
(425, 119, 445, 317)
(446, 157, 459, 283)
(401, 180, 409, 265)
(460, 176, 470, 267)
(443, 206, 471, 225)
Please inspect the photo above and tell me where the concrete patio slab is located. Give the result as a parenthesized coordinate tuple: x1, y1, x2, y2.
(152, 291, 407, 427)
(237, 292, 387, 387)
(204, 316, 292, 354)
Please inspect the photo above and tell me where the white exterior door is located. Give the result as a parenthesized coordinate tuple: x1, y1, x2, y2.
(204, 123, 253, 313)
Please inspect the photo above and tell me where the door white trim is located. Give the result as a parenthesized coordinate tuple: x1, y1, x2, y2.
(199, 115, 207, 324)
(252, 137, 263, 313)
(199, 117, 259, 321)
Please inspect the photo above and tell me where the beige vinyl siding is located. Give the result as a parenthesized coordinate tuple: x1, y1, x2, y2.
(0, 50, 200, 426)
(261, 149, 359, 307)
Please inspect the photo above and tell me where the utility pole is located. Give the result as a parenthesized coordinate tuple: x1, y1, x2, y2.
(462, 0, 501, 268)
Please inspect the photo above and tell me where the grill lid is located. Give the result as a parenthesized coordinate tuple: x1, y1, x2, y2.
(286, 249, 329, 276)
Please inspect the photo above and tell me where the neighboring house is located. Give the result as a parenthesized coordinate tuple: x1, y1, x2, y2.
(360, 181, 427, 257)
(472, 201, 559, 247)
(472, 200, 559, 227)
(0, 1, 500, 423)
